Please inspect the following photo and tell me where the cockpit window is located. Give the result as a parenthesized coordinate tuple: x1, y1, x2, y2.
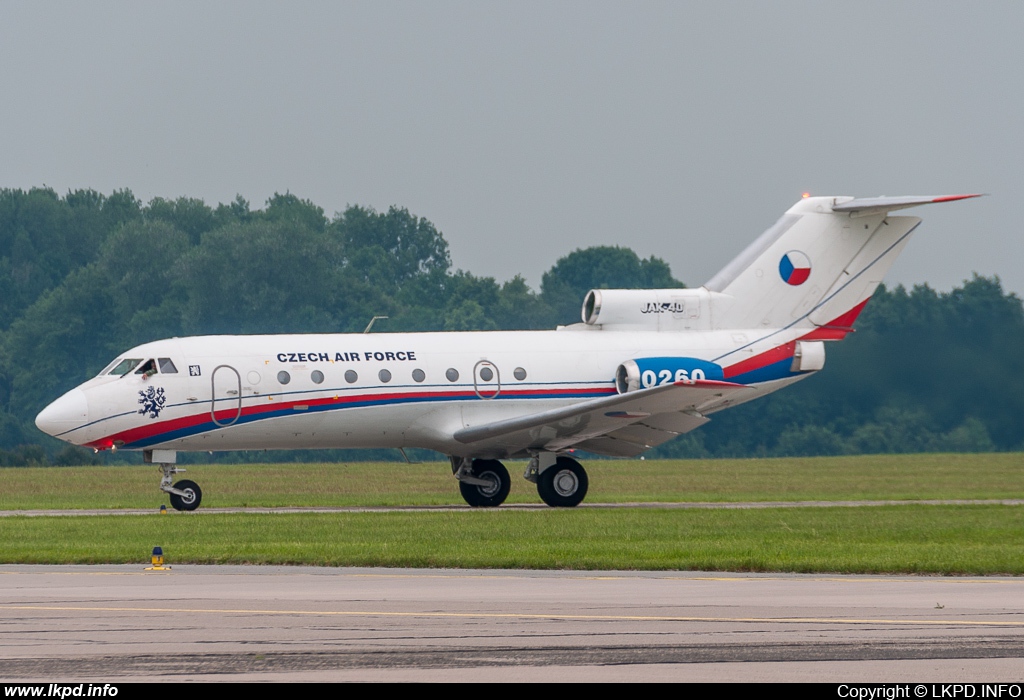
(98, 359, 120, 376)
(108, 358, 142, 376)
(158, 358, 178, 374)
(135, 359, 157, 376)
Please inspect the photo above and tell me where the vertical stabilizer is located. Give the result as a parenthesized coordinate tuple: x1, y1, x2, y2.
(704, 194, 980, 334)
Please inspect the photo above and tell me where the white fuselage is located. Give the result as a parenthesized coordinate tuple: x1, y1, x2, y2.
(36, 324, 807, 459)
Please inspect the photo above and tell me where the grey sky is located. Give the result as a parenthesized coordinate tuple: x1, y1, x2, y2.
(2, 1, 1019, 296)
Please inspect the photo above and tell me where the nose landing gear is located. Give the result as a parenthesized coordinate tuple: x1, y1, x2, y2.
(146, 450, 203, 512)
(167, 478, 202, 512)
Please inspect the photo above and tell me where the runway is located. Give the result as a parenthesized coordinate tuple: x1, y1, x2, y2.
(1, 565, 1023, 682)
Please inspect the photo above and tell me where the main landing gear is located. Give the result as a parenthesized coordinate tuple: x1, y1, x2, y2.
(146, 450, 203, 512)
(453, 454, 589, 508)
(452, 457, 511, 507)
(535, 455, 588, 508)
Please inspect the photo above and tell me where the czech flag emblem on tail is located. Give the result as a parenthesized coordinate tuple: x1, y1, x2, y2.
(779, 251, 811, 286)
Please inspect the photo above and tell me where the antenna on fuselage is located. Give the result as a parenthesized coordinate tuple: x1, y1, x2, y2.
(363, 316, 388, 333)
(398, 447, 420, 464)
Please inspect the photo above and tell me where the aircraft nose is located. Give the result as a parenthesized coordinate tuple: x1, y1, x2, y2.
(35, 388, 89, 441)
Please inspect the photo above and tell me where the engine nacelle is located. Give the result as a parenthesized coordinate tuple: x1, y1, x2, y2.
(582, 288, 715, 331)
(615, 357, 726, 394)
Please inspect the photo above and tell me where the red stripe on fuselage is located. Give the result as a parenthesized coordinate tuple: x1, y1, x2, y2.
(721, 297, 873, 377)
(722, 341, 796, 379)
(85, 385, 615, 449)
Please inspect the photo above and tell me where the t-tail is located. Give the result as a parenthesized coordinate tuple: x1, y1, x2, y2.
(701, 194, 982, 334)
(580, 194, 981, 336)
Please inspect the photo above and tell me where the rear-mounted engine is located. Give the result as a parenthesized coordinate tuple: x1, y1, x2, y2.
(615, 357, 726, 393)
(581, 288, 719, 331)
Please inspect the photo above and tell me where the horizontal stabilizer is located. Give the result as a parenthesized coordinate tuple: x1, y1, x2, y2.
(832, 194, 983, 216)
(454, 379, 752, 456)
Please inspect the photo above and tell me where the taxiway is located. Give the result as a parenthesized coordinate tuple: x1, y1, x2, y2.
(1, 565, 1023, 682)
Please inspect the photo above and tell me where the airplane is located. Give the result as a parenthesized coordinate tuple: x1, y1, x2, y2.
(34, 194, 981, 511)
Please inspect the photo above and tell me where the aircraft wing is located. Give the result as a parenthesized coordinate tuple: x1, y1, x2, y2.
(453, 380, 753, 457)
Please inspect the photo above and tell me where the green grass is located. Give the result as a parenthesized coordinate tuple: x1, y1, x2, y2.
(0, 506, 1021, 573)
(1, 454, 1020, 573)
(1, 452, 1021, 510)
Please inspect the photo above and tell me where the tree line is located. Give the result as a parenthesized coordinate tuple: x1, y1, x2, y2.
(0, 187, 1019, 465)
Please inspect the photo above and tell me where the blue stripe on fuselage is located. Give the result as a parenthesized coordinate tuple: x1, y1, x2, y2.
(725, 357, 799, 385)
(121, 387, 610, 449)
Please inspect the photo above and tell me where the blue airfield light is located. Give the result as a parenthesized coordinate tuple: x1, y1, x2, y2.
(146, 546, 169, 571)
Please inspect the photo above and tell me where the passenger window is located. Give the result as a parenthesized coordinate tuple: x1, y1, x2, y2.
(158, 358, 178, 374)
(311, 370, 325, 384)
(446, 368, 459, 382)
(412, 369, 426, 383)
(108, 359, 142, 376)
(379, 369, 392, 383)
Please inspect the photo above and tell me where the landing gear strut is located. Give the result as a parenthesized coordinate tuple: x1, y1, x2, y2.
(146, 450, 203, 512)
(453, 457, 511, 507)
(536, 455, 588, 508)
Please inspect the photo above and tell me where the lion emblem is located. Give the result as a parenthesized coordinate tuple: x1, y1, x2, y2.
(138, 386, 167, 419)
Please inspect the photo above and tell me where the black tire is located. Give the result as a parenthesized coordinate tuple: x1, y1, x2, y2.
(459, 459, 510, 507)
(537, 456, 588, 507)
(169, 479, 202, 511)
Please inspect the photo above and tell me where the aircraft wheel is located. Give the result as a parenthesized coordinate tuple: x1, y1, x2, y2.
(537, 456, 588, 508)
(169, 480, 202, 512)
(459, 459, 510, 507)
